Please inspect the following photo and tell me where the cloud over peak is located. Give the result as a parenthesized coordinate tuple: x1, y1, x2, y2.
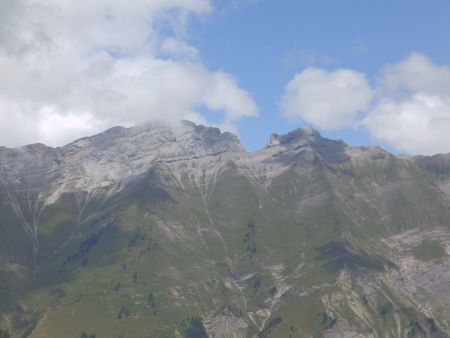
(0, 0, 258, 147)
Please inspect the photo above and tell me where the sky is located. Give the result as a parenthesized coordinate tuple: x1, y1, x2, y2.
(0, 0, 450, 155)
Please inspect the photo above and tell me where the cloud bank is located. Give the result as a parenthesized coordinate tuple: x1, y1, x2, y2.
(281, 68, 373, 129)
(0, 0, 258, 147)
(281, 52, 450, 155)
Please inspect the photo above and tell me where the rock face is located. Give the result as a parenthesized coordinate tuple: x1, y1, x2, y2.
(1, 121, 450, 338)
(0, 121, 243, 259)
(0, 121, 242, 200)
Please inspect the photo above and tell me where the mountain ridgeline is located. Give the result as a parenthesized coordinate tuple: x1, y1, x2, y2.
(1, 121, 450, 337)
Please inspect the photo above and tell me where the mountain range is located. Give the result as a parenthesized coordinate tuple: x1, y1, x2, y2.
(1, 121, 450, 338)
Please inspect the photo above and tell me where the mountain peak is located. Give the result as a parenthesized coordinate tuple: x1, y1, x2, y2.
(63, 120, 243, 155)
(266, 127, 349, 163)
(179, 120, 243, 153)
(268, 127, 325, 147)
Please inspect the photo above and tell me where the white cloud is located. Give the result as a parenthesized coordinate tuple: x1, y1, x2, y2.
(38, 110, 102, 145)
(281, 52, 450, 155)
(377, 52, 450, 97)
(160, 37, 199, 59)
(364, 94, 450, 154)
(281, 68, 373, 129)
(363, 53, 450, 155)
(0, 0, 258, 147)
(203, 72, 258, 121)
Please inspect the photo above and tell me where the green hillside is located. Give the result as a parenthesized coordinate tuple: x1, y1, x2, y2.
(1, 126, 450, 338)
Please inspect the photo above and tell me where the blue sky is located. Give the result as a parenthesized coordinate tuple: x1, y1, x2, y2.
(1, 0, 450, 155)
(189, 0, 450, 151)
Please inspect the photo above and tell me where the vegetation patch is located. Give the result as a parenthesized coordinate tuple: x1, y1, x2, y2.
(0, 329, 10, 338)
(407, 320, 425, 337)
(117, 306, 131, 320)
(378, 302, 393, 322)
(258, 316, 282, 338)
(320, 312, 336, 329)
(128, 229, 146, 248)
(179, 316, 208, 338)
(316, 241, 390, 271)
(64, 222, 116, 265)
(411, 239, 447, 262)
(243, 222, 257, 258)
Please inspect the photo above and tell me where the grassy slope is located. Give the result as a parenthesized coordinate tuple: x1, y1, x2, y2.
(0, 154, 450, 337)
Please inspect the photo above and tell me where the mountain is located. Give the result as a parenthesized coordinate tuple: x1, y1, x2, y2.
(1, 121, 450, 338)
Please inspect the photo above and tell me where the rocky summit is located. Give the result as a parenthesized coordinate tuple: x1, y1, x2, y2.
(1, 121, 450, 338)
